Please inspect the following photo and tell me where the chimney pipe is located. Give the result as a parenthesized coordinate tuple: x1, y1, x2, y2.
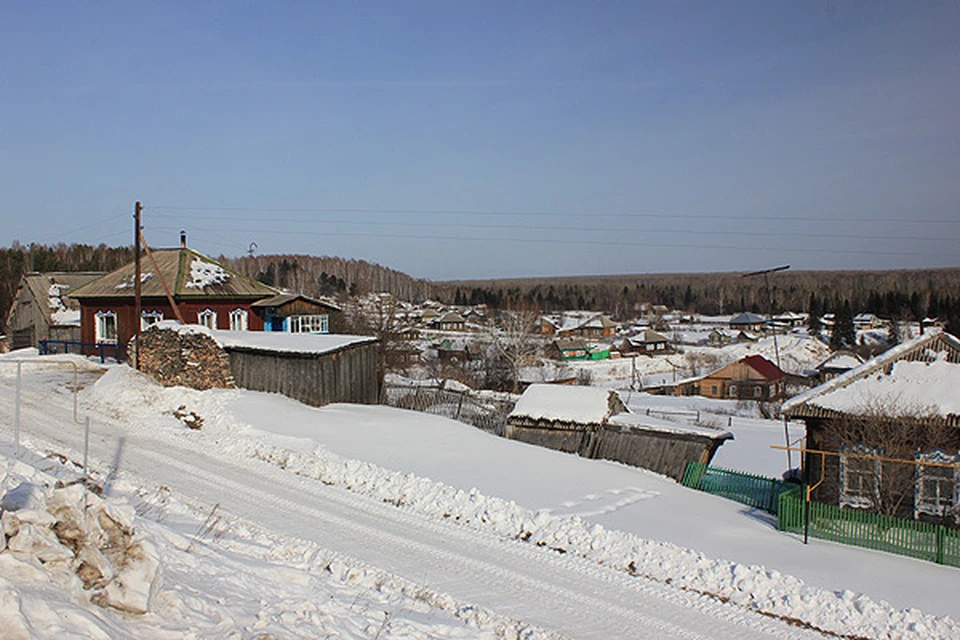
(180, 230, 187, 248)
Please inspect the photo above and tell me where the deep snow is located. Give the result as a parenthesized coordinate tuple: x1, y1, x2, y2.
(1, 352, 958, 638)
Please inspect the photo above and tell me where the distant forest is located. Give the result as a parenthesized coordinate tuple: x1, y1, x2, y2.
(3, 242, 960, 335)
(435, 269, 960, 333)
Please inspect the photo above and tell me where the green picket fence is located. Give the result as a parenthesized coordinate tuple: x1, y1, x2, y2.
(681, 462, 793, 514)
(777, 486, 960, 567)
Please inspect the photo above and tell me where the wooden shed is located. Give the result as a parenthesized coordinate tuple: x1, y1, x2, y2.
(505, 384, 731, 480)
(220, 331, 380, 407)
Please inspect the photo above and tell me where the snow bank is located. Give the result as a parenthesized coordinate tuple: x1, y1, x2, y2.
(0, 475, 160, 615)
(85, 367, 960, 640)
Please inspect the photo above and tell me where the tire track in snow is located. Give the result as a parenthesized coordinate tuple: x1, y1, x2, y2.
(0, 376, 824, 639)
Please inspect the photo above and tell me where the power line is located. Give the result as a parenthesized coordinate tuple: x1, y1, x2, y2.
(147, 215, 950, 244)
(147, 224, 954, 258)
(147, 205, 959, 225)
(31, 212, 130, 245)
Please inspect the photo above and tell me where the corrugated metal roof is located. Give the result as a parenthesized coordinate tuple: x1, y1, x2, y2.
(70, 249, 278, 299)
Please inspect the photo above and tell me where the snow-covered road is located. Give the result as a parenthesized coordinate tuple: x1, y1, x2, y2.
(0, 367, 823, 639)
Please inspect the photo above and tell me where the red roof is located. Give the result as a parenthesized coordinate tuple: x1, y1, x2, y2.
(741, 354, 785, 380)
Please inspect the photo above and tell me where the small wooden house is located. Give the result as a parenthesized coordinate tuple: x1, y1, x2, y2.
(4, 272, 104, 350)
(782, 331, 960, 523)
(619, 329, 671, 356)
(540, 312, 617, 338)
(815, 350, 864, 383)
(251, 293, 343, 334)
(70, 243, 279, 351)
(552, 338, 589, 361)
(699, 354, 786, 400)
(729, 312, 767, 333)
(436, 338, 472, 364)
(434, 311, 466, 331)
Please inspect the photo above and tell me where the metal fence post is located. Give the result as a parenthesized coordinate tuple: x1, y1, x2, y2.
(14, 362, 22, 457)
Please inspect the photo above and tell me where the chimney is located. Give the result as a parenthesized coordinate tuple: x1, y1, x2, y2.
(180, 230, 187, 248)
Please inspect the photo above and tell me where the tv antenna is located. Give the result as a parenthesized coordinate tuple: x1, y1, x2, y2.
(743, 264, 791, 472)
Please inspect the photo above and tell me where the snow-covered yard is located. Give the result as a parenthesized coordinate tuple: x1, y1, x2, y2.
(0, 352, 958, 638)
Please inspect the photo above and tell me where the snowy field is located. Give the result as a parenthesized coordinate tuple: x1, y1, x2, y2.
(0, 352, 958, 638)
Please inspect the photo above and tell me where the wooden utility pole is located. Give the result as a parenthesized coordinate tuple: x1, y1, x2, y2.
(134, 201, 142, 370)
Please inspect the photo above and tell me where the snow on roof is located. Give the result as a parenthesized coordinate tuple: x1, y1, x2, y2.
(509, 383, 619, 424)
(797, 358, 960, 419)
(51, 308, 81, 326)
(782, 330, 960, 419)
(608, 413, 733, 440)
(184, 257, 230, 289)
(157, 321, 375, 355)
(817, 351, 863, 370)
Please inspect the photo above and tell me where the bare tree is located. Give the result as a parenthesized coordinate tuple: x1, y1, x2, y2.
(820, 400, 954, 520)
(488, 300, 543, 394)
(344, 292, 416, 384)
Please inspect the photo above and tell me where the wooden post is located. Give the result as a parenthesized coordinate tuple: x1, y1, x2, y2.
(134, 201, 142, 370)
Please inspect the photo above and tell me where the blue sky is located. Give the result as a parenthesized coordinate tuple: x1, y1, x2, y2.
(2, 1, 958, 280)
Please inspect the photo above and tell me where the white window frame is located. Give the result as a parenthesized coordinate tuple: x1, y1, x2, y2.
(916, 450, 960, 519)
(753, 385, 764, 398)
(229, 308, 249, 331)
(141, 310, 164, 330)
(198, 308, 218, 330)
(290, 314, 329, 334)
(839, 444, 881, 509)
(95, 310, 118, 344)
(727, 384, 737, 398)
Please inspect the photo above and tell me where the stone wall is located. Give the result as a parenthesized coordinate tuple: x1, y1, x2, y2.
(132, 326, 234, 390)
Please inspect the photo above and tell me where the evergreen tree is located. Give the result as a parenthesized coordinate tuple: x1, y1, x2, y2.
(831, 300, 856, 350)
(807, 292, 822, 339)
(887, 318, 901, 347)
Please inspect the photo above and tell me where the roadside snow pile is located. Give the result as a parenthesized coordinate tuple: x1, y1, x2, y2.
(0, 467, 160, 622)
(86, 367, 960, 640)
(244, 441, 956, 640)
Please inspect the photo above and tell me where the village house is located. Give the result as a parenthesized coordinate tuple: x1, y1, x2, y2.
(552, 338, 589, 361)
(728, 312, 767, 333)
(436, 338, 471, 364)
(251, 292, 343, 334)
(618, 329, 672, 356)
(69, 238, 283, 352)
(433, 311, 466, 331)
(699, 354, 786, 400)
(4, 271, 104, 350)
(772, 311, 807, 330)
(853, 313, 882, 330)
(781, 331, 960, 524)
(707, 327, 733, 347)
(814, 350, 864, 383)
(540, 311, 617, 338)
